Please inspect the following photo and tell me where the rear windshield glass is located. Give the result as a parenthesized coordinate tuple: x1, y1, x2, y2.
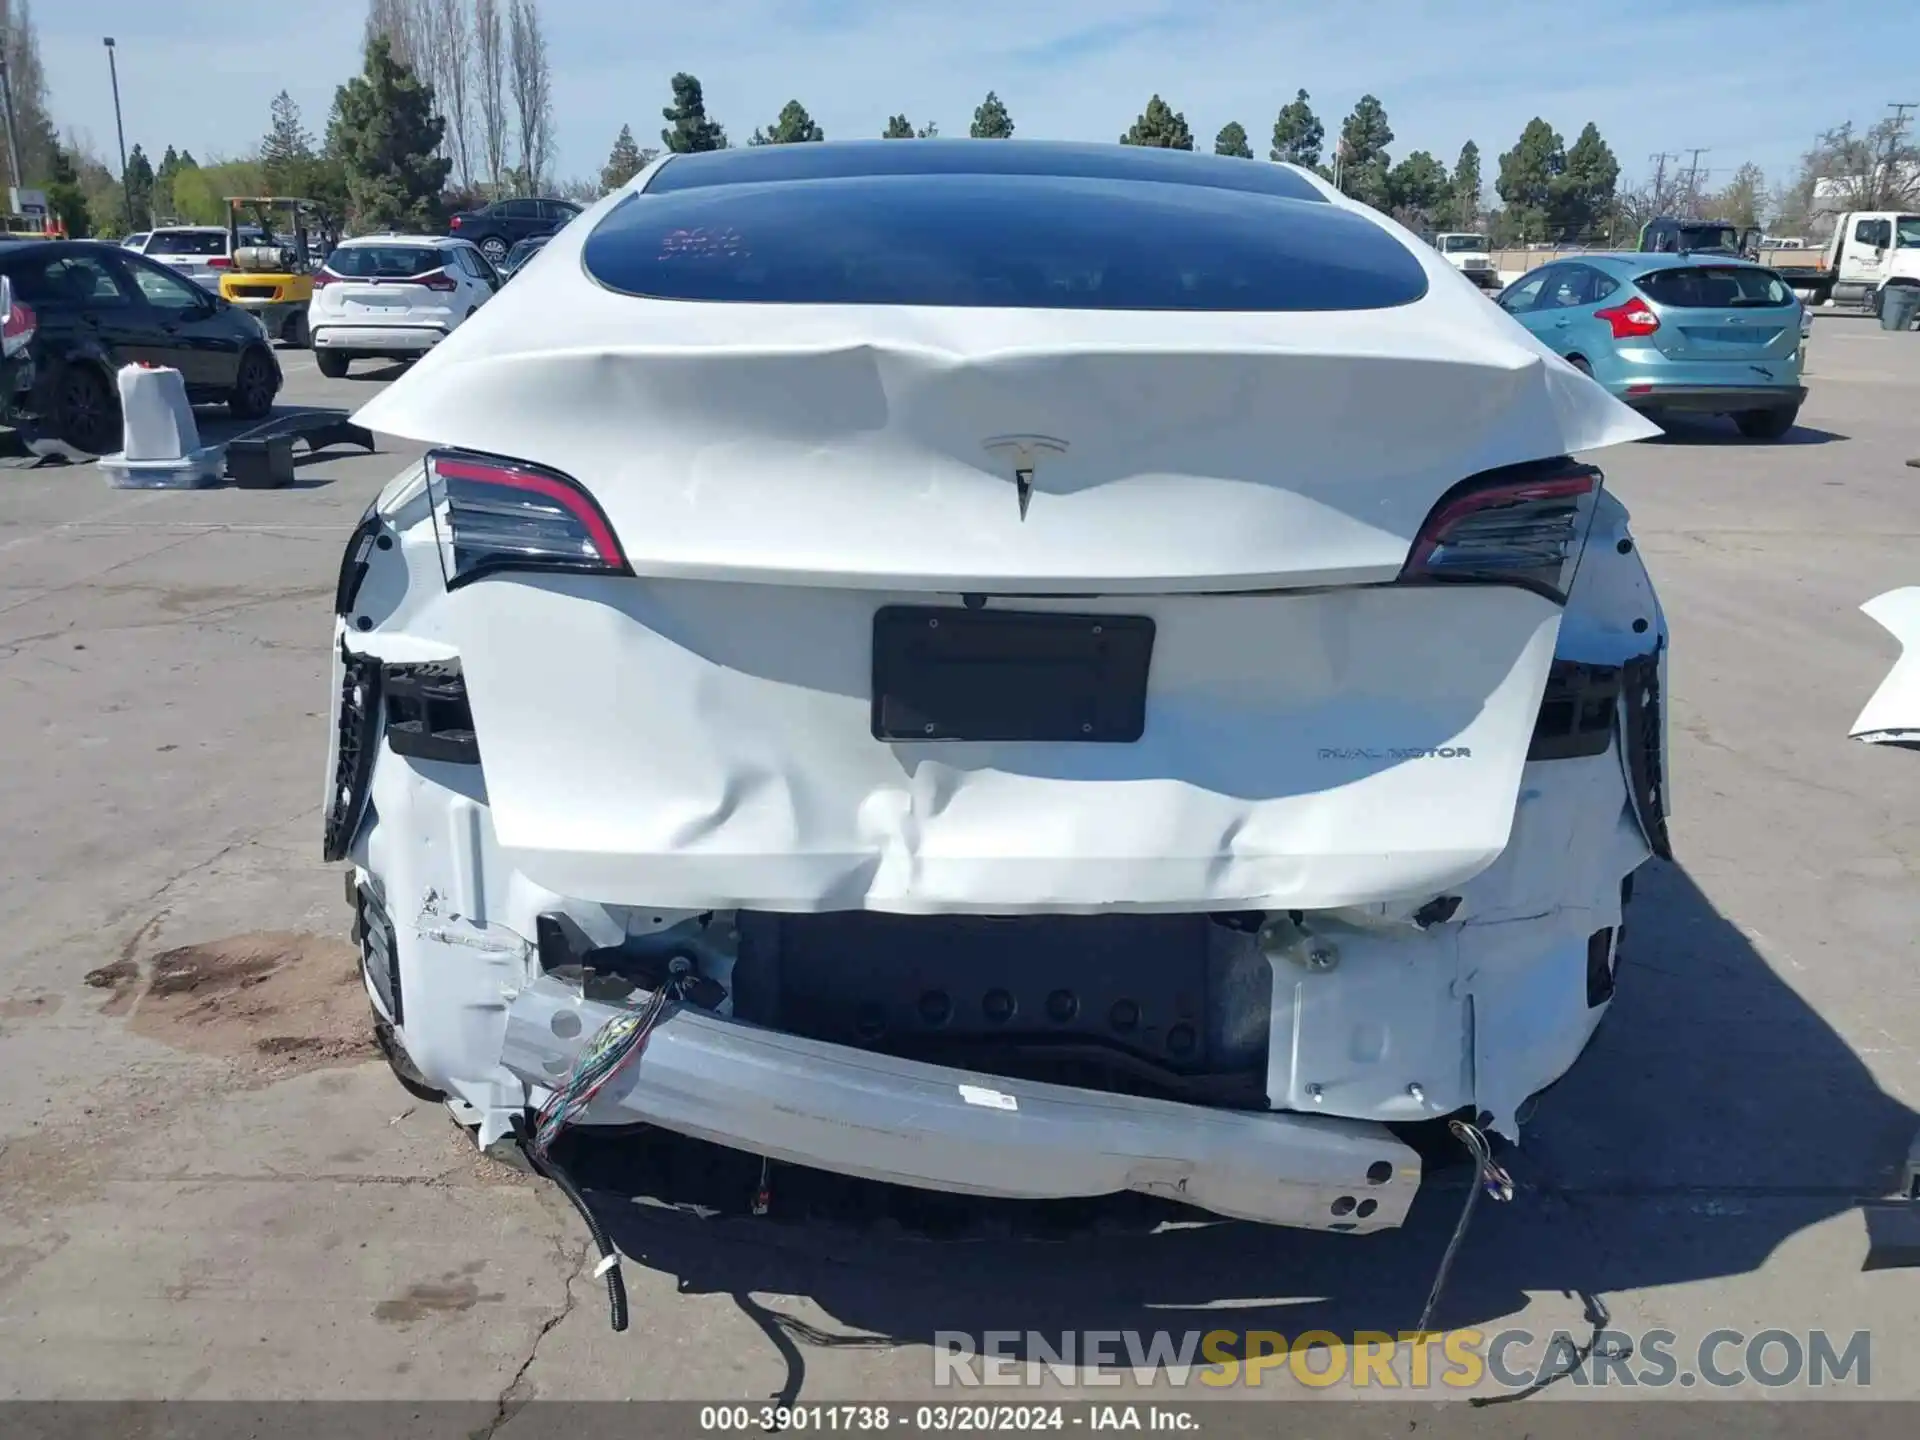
(146, 231, 227, 256)
(1636, 266, 1793, 308)
(582, 174, 1429, 311)
(1441, 235, 1489, 253)
(325, 245, 446, 278)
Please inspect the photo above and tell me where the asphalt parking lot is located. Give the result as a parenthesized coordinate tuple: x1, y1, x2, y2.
(1, 323, 1917, 1422)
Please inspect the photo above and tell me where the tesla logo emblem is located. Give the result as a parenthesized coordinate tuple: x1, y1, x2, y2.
(982, 435, 1067, 522)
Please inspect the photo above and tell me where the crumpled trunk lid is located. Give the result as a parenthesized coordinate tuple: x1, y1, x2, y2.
(355, 302, 1653, 594)
(440, 577, 1563, 913)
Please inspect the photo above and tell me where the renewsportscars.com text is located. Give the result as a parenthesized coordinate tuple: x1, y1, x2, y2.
(932, 1328, 1872, 1391)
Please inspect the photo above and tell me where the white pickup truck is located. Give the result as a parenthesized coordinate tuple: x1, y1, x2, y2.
(1768, 211, 1920, 313)
(1430, 232, 1500, 289)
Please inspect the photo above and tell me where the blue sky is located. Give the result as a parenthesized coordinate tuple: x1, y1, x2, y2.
(43, 0, 1920, 198)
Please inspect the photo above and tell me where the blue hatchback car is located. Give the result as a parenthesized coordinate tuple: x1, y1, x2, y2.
(1496, 252, 1807, 439)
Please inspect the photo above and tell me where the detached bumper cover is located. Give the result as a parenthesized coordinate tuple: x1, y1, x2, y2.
(501, 974, 1419, 1231)
(1853, 587, 1920, 748)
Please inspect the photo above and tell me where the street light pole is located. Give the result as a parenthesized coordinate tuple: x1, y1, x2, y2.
(104, 38, 133, 230)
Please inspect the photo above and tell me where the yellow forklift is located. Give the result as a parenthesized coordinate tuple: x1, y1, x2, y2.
(217, 197, 330, 348)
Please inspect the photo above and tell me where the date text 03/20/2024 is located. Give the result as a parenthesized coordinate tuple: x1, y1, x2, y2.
(699, 1406, 1194, 1431)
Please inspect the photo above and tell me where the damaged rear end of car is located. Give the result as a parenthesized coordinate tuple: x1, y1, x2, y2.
(324, 141, 1670, 1233)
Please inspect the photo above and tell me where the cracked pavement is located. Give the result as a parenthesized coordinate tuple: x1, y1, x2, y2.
(0, 329, 1916, 1418)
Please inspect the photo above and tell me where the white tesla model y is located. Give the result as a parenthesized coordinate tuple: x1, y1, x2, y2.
(326, 140, 1668, 1234)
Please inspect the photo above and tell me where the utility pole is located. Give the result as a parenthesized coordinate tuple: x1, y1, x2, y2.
(1674, 148, 1709, 218)
(1648, 151, 1678, 212)
(104, 38, 133, 231)
(0, 51, 21, 200)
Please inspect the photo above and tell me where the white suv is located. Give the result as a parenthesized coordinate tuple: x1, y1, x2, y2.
(133, 225, 260, 291)
(308, 235, 499, 377)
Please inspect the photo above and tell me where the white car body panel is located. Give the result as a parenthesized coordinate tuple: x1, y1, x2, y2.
(1852, 587, 1920, 747)
(329, 150, 1672, 1220)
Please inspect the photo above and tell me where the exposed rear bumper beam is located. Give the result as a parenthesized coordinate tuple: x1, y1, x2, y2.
(501, 975, 1420, 1231)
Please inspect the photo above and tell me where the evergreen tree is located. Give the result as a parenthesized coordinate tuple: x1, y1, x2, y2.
(1450, 140, 1482, 231)
(1270, 89, 1323, 167)
(883, 114, 914, 139)
(1338, 94, 1394, 208)
(661, 73, 728, 153)
(970, 91, 1014, 139)
(1496, 117, 1565, 242)
(330, 36, 452, 231)
(1120, 95, 1193, 150)
(1213, 121, 1252, 158)
(46, 145, 91, 238)
(260, 91, 316, 195)
(153, 145, 183, 220)
(750, 100, 824, 146)
(1553, 122, 1619, 241)
(123, 144, 156, 226)
(601, 124, 648, 190)
(1387, 149, 1450, 225)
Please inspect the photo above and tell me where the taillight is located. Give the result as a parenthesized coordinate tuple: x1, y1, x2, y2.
(208, 256, 233, 270)
(419, 269, 458, 292)
(425, 449, 629, 589)
(1595, 300, 1659, 338)
(1400, 459, 1602, 603)
(450, 215, 464, 228)
(312, 268, 338, 288)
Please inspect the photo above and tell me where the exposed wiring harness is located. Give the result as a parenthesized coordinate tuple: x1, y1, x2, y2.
(529, 961, 687, 1158)
(1414, 1118, 1514, 1337)
(517, 1127, 631, 1333)
(517, 958, 693, 1333)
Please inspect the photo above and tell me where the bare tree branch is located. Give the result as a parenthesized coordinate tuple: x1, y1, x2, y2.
(506, 0, 553, 191)
(474, 0, 507, 194)
(364, 0, 423, 68)
(436, 0, 474, 192)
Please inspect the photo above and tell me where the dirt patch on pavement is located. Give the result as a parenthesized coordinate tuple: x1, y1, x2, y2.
(83, 958, 139, 1016)
(86, 931, 374, 1076)
(0, 993, 62, 1020)
(372, 1263, 505, 1324)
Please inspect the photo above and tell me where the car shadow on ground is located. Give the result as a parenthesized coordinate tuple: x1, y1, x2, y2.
(337, 361, 414, 385)
(1647, 416, 1847, 446)
(553, 860, 1916, 1402)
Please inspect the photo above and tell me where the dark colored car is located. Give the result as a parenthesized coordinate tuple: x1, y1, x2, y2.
(497, 233, 551, 279)
(0, 240, 282, 453)
(1637, 216, 1760, 259)
(446, 197, 581, 266)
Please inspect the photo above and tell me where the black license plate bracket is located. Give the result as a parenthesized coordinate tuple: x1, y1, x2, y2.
(871, 606, 1154, 743)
